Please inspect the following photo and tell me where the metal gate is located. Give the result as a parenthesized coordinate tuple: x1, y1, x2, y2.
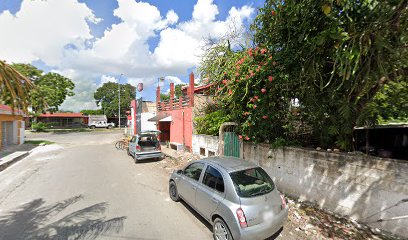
(223, 125, 240, 157)
(1, 121, 13, 147)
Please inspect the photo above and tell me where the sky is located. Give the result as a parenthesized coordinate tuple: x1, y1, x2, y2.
(0, 0, 263, 111)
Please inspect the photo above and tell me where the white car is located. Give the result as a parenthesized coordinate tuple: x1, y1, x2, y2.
(88, 121, 115, 129)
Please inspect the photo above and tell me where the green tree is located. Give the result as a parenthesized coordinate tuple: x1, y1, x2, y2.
(94, 82, 136, 117)
(11, 63, 75, 113)
(160, 93, 170, 101)
(251, 0, 408, 149)
(368, 80, 408, 124)
(80, 109, 104, 115)
(175, 84, 187, 98)
(0, 61, 34, 112)
(201, 0, 408, 150)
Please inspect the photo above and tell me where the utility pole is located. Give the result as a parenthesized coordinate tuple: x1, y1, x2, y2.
(118, 74, 123, 129)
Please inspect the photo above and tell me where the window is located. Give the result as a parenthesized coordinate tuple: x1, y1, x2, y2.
(203, 165, 224, 193)
(130, 136, 136, 143)
(183, 163, 204, 181)
(200, 148, 205, 156)
(230, 167, 275, 198)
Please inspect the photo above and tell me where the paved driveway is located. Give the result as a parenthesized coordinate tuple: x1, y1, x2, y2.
(0, 131, 212, 239)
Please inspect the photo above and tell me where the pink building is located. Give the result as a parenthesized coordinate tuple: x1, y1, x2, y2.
(154, 73, 212, 152)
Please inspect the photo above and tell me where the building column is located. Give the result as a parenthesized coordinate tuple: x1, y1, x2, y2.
(156, 86, 161, 111)
(170, 83, 174, 110)
(189, 72, 195, 107)
(12, 120, 18, 144)
(0, 121, 2, 150)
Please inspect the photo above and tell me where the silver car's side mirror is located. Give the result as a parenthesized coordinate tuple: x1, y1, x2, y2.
(176, 169, 183, 175)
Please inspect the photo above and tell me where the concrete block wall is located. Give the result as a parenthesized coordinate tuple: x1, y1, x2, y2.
(242, 143, 408, 237)
(192, 134, 219, 157)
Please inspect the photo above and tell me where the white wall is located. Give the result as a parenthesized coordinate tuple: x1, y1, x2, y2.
(141, 112, 157, 132)
(242, 143, 408, 238)
(192, 134, 219, 157)
(127, 111, 157, 135)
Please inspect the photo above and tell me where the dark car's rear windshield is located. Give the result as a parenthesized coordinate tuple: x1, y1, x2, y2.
(138, 134, 158, 147)
(230, 167, 275, 198)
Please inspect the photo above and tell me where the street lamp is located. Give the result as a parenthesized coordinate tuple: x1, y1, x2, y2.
(118, 73, 123, 129)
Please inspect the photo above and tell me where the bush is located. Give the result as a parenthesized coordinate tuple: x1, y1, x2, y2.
(31, 122, 48, 132)
(195, 110, 231, 136)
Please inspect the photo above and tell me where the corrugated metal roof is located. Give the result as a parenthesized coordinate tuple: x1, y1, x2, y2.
(0, 104, 24, 115)
(39, 113, 85, 118)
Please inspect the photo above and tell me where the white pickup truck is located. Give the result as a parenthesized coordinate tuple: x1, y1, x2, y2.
(88, 115, 115, 129)
(88, 120, 115, 129)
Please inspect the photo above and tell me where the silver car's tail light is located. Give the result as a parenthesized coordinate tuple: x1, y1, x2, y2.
(236, 208, 248, 228)
(136, 145, 141, 151)
(280, 194, 286, 210)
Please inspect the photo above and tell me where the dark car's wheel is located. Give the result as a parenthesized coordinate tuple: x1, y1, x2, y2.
(169, 181, 180, 202)
(213, 218, 233, 240)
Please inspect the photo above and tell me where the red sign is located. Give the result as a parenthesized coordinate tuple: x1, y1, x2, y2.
(137, 83, 143, 92)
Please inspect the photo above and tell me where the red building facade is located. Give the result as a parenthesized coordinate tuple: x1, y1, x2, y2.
(156, 73, 195, 151)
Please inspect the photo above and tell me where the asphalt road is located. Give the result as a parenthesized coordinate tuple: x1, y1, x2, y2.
(0, 131, 213, 240)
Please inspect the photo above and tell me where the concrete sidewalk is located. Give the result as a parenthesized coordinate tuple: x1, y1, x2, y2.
(0, 144, 39, 171)
(160, 144, 202, 170)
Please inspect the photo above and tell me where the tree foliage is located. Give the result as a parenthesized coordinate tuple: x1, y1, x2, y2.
(0, 61, 34, 112)
(175, 84, 187, 98)
(200, 0, 408, 150)
(94, 82, 135, 117)
(11, 63, 75, 113)
(195, 109, 232, 136)
(80, 109, 104, 115)
(160, 93, 170, 101)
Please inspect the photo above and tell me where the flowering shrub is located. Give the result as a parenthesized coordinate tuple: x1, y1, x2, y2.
(200, 0, 407, 149)
(200, 43, 294, 143)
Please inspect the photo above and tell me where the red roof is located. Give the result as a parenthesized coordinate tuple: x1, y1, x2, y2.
(194, 83, 213, 93)
(39, 113, 85, 118)
(0, 104, 24, 115)
(181, 83, 213, 93)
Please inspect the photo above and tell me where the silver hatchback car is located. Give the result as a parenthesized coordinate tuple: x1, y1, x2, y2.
(169, 157, 288, 240)
(128, 131, 163, 163)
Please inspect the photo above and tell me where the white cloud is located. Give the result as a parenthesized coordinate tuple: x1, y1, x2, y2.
(58, 69, 100, 110)
(165, 76, 183, 85)
(99, 75, 118, 87)
(0, 0, 254, 111)
(0, 0, 99, 65)
(153, 0, 254, 69)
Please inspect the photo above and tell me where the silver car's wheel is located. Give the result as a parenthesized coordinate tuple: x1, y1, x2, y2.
(127, 148, 131, 156)
(169, 181, 180, 202)
(213, 218, 233, 240)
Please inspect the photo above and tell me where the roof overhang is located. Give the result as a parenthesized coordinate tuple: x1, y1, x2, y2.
(148, 113, 171, 122)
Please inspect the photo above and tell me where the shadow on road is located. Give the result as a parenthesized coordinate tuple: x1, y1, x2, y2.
(0, 195, 127, 240)
(179, 200, 212, 232)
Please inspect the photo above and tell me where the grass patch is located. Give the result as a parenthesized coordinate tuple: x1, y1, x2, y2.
(24, 140, 55, 145)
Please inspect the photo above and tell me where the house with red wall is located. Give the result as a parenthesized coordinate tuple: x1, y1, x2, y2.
(153, 73, 212, 152)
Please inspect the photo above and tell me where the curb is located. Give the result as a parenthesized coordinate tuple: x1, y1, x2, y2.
(0, 146, 41, 172)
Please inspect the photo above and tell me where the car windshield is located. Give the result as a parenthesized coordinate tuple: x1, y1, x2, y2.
(230, 167, 275, 198)
(138, 134, 158, 147)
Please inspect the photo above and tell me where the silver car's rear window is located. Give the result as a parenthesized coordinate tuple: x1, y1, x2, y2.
(229, 167, 275, 198)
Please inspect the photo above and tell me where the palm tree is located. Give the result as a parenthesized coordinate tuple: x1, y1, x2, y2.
(0, 60, 34, 113)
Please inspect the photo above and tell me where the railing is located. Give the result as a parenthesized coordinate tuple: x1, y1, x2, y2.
(157, 96, 191, 111)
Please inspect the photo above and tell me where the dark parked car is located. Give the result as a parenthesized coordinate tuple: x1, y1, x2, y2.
(169, 157, 288, 240)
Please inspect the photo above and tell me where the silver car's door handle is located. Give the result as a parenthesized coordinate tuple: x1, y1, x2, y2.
(211, 198, 219, 203)
(192, 186, 197, 190)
